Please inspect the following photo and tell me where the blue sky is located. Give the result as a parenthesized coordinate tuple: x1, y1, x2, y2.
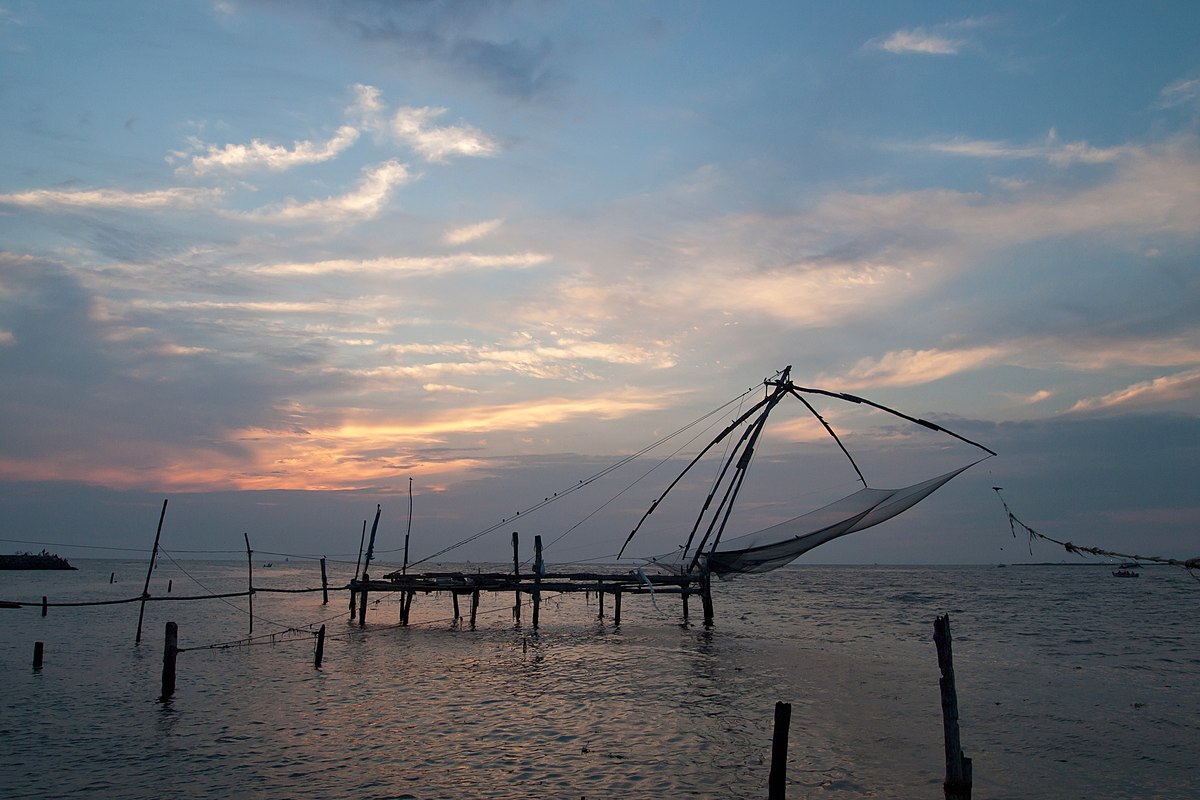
(1, 1, 1197, 566)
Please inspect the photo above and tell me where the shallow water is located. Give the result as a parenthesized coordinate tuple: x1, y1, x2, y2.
(1, 560, 1196, 799)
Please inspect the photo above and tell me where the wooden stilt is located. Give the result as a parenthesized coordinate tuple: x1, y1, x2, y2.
(358, 505, 382, 628)
(597, 582, 604, 619)
(160, 621, 178, 701)
(769, 701, 792, 799)
(470, 590, 479, 629)
(33, 641, 44, 670)
(167, 580, 172, 593)
(244, 532, 254, 638)
(682, 592, 690, 622)
(320, 557, 328, 605)
(701, 569, 714, 626)
(452, 591, 461, 621)
(314, 624, 326, 668)
(934, 614, 972, 800)
(349, 520, 365, 620)
(110, 572, 115, 584)
(512, 531, 521, 623)
(403, 591, 414, 625)
(532, 535, 543, 631)
(614, 588, 622, 626)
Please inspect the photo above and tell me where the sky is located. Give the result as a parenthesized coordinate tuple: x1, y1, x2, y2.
(1, 1, 1198, 568)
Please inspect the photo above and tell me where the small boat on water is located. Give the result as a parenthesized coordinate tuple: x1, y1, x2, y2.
(1112, 568, 1139, 578)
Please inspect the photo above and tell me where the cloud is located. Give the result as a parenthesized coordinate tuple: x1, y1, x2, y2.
(832, 346, 1011, 388)
(0, 186, 220, 211)
(180, 125, 360, 175)
(918, 129, 1135, 166)
(1155, 76, 1200, 110)
(444, 218, 503, 245)
(248, 250, 548, 277)
(350, 85, 499, 163)
(1068, 368, 1200, 413)
(877, 28, 963, 55)
(236, 159, 412, 223)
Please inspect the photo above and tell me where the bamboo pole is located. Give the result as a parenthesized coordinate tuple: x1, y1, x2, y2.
(135, 498, 168, 644)
(244, 532, 254, 638)
(358, 505, 381, 627)
(934, 614, 972, 800)
(511, 531, 521, 623)
(320, 557, 328, 605)
(349, 520, 365, 620)
(402, 477, 412, 575)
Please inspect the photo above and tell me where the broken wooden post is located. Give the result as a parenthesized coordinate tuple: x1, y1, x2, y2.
(136, 498, 168, 644)
(934, 614, 972, 800)
(320, 557, 329, 605)
(314, 624, 326, 669)
(33, 641, 44, 670)
(532, 535, 543, 630)
(614, 588, 622, 626)
(769, 701, 792, 799)
(160, 621, 178, 700)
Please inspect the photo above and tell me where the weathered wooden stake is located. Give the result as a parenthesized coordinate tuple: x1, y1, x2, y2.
(769, 701, 792, 799)
(700, 568, 714, 626)
(614, 588, 622, 626)
(349, 519, 366, 620)
(682, 592, 690, 622)
(167, 579, 172, 593)
(110, 572, 115, 584)
(314, 624, 326, 669)
(401, 591, 414, 626)
(532, 535, 543, 630)
(136, 498, 168, 644)
(320, 557, 328, 605)
(33, 641, 44, 670)
(597, 582, 605, 619)
(452, 591, 461, 621)
(934, 614, 972, 800)
(358, 504, 382, 628)
(41, 596, 47, 617)
(511, 531, 522, 623)
(470, 589, 480, 629)
(160, 621, 178, 700)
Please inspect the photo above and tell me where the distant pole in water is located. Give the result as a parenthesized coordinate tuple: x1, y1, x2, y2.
(314, 624, 326, 669)
(244, 532, 254, 638)
(402, 477, 413, 575)
(136, 498, 168, 644)
(532, 535, 543, 631)
(358, 505, 381, 627)
(320, 557, 329, 605)
(768, 701, 792, 799)
(349, 520, 366, 620)
(934, 614, 972, 800)
(33, 641, 44, 670)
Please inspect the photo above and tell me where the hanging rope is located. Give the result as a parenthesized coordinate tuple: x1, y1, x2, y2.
(993, 488, 1200, 581)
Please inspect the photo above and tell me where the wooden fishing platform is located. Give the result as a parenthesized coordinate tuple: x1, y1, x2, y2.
(347, 533, 714, 628)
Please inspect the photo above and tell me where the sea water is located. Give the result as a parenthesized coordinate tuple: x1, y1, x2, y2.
(1, 560, 1196, 799)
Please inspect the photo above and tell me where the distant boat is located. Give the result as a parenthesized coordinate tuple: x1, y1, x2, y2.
(1111, 569, 1139, 578)
(263, 562, 274, 568)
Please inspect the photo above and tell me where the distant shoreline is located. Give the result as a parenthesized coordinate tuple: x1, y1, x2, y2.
(0, 551, 77, 570)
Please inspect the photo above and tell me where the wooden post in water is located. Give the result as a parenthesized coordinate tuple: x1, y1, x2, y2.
(597, 581, 604, 620)
(243, 532, 254, 638)
(532, 535, 543, 630)
(320, 557, 328, 605)
(700, 568, 714, 627)
(314, 624, 326, 669)
(934, 614, 972, 800)
(33, 641, 44, 670)
(358, 505, 382, 627)
(511, 531, 522, 623)
(349, 520, 366, 620)
(614, 588, 622, 626)
(135, 498, 168, 644)
(682, 592, 690, 623)
(160, 621, 178, 700)
(110, 572, 115, 584)
(470, 589, 480, 629)
(452, 591, 461, 621)
(768, 701, 792, 799)
(41, 596, 47, 617)
(401, 591, 414, 626)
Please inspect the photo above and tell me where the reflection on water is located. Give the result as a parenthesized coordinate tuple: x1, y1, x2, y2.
(1, 561, 1197, 799)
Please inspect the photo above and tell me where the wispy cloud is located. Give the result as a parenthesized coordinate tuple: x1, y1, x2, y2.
(832, 346, 1011, 388)
(877, 28, 963, 55)
(352, 83, 499, 162)
(916, 129, 1134, 166)
(1155, 76, 1200, 110)
(1068, 368, 1200, 413)
(0, 186, 220, 211)
(249, 251, 548, 277)
(444, 218, 503, 245)
(236, 159, 412, 223)
(178, 125, 360, 175)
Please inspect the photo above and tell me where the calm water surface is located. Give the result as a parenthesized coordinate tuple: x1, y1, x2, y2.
(1, 560, 1196, 799)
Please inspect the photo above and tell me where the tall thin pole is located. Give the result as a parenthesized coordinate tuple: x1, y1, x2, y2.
(358, 505, 381, 627)
(244, 532, 254, 637)
(135, 498, 168, 644)
(402, 477, 413, 575)
(349, 519, 365, 620)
